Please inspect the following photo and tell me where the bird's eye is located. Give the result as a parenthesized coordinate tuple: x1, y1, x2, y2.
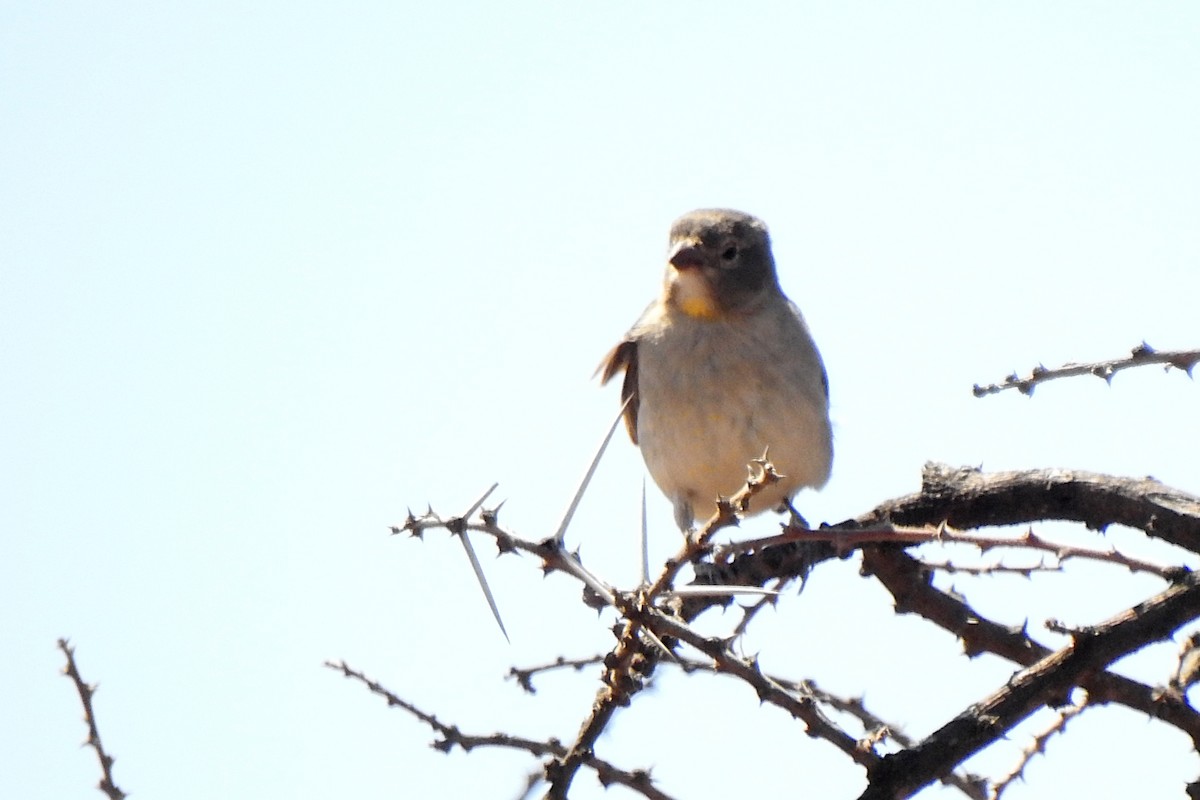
(721, 245, 738, 261)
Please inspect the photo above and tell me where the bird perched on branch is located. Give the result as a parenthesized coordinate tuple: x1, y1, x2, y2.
(600, 209, 833, 531)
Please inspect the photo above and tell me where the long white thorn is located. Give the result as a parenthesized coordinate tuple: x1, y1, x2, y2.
(551, 397, 630, 544)
(455, 483, 509, 642)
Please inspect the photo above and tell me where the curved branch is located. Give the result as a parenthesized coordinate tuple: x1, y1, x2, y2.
(862, 463, 1200, 557)
(858, 571, 1200, 799)
(860, 545, 1200, 746)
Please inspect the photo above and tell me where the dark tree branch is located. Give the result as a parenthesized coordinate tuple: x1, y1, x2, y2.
(58, 638, 127, 800)
(859, 544, 1200, 746)
(858, 571, 1200, 799)
(543, 616, 662, 800)
(859, 463, 1200, 557)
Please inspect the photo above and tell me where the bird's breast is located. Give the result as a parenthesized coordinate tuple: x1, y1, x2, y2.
(633, 305, 832, 518)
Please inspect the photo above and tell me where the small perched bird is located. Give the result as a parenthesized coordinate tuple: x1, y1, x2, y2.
(600, 209, 833, 531)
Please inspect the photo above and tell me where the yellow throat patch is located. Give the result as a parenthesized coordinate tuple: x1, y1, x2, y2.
(679, 296, 721, 319)
(671, 270, 721, 319)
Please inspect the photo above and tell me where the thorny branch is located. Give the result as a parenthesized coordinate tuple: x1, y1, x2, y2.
(617, 596, 873, 768)
(58, 638, 127, 800)
(380, 463, 1200, 799)
(324, 659, 678, 800)
(508, 656, 604, 694)
(858, 571, 1200, 800)
(859, 543, 1200, 746)
(719, 519, 1182, 579)
(545, 459, 783, 800)
(860, 463, 1200, 558)
(665, 659, 989, 799)
(987, 700, 1085, 800)
(973, 342, 1200, 397)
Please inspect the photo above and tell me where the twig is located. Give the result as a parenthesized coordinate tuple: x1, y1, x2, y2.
(618, 600, 875, 770)
(912, 558, 1060, 577)
(988, 699, 1086, 800)
(397, 504, 619, 612)
(731, 580, 785, 638)
(507, 656, 605, 694)
(973, 342, 1200, 397)
(726, 521, 1183, 579)
(325, 659, 676, 800)
(672, 657, 987, 799)
(58, 639, 127, 800)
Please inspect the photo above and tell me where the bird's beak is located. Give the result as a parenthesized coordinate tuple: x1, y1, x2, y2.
(668, 240, 706, 271)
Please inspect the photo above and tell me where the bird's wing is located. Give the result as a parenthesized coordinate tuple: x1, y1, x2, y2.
(597, 338, 640, 444)
(786, 298, 830, 401)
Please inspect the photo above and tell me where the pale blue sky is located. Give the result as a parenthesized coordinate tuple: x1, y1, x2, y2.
(3, 3, 1199, 799)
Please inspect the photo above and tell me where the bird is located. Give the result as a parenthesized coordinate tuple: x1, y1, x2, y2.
(599, 208, 833, 531)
